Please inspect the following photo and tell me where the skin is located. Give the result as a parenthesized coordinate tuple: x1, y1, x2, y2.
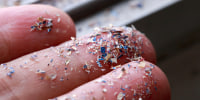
(0, 5, 170, 100)
(0, 5, 76, 63)
(57, 61, 170, 100)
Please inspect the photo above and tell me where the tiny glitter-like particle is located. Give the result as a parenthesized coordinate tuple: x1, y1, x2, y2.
(57, 17, 61, 23)
(7, 67, 15, 77)
(104, 53, 111, 61)
(50, 74, 57, 80)
(98, 58, 104, 61)
(31, 16, 53, 33)
(121, 67, 126, 72)
(50, 59, 53, 63)
(71, 46, 77, 51)
(103, 88, 107, 93)
(110, 58, 117, 63)
(96, 60, 102, 67)
(150, 63, 155, 68)
(67, 51, 72, 56)
(100, 47, 106, 54)
(138, 61, 146, 68)
(123, 46, 128, 50)
(71, 37, 75, 41)
(60, 77, 64, 81)
(102, 80, 107, 83)
(31, 55, 37, 59)
(121, 87, 125, 91)
(36, 69, 46, 74)
(145, 82, 148, 86)
(7, 73, 12, 77)
(111, 66, 116, 69)
(101, 69, 106, 71)
(128, 64, 131, 68)
(65, 60, 70, 65)
(83, 65, 87, 69)
(47, 28, 51, 33)
(64, 67, 68, 70)
(0, 63, 7, 67)
(93, 36, 97, 41)
(146, 88, 150, 94)
(117, 92, 125, 100)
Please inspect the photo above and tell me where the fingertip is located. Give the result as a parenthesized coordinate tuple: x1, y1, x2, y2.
(57, 61, 170, 100)
(0, 5, 76, 63)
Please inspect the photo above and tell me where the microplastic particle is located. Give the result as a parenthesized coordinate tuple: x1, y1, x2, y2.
(150, 63, 155, 68)
(65, 60, 70, 65)
(83, 65, 87, 69)
(128, 64, 131, 68)
(7, 67, 15, 77)
(64, 67, 67, 70)
(111, 67, 116, 69)
(110, 58, 117, 63)
(103, 88, 107, 93)
(145, 82, 148, 86)
(102, 80, 107, 83)
(31, 16, 53, 33)
(121, 87, 125, 91)
(98, 58, 104, 61)
(117, 92, 125, 100)
(60, 77, 64, 81)
(138, 61, 146, 68)
(121, 67, 126, 72)
(101, 47, 106, 53)
(96, 60, 102, 67)
(31, 55, 37, 59)
(101, 69, 106, 71)
(50, 59, 53, 63)
(50, 74, 57, 80)
(124, 46, 128, 50)
(36, 69, 46, 74)
(93, 37, 97, 41)
(47, 28, 51, 33)
(7, 73, 12, 77)
(146, 88, 150, 94)
(57, 17, 61, 23)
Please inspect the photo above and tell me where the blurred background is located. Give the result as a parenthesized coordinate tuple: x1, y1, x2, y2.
(1, 0, 200, 99)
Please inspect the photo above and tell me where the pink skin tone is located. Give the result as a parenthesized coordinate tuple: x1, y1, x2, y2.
(0, 5, 76, 63)
(57, 61, 170, 100)
(0, 5, 170, 100)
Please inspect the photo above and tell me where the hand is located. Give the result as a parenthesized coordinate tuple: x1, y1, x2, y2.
(0, 5, 170, 100)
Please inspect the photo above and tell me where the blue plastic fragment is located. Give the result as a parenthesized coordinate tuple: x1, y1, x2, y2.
(124, 46, 128, 50)
(83, 65, 87, 69)
(101, 47, 106, 53)
(93, 37, 97, 41)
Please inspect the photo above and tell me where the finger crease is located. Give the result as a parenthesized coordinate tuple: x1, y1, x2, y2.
(0, 78, 20, 100)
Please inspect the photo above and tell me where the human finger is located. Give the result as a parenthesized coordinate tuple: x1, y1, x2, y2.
(0, 26, 155, 100)
(56, 61, 170, 100)
(0, 4, 76, 63)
